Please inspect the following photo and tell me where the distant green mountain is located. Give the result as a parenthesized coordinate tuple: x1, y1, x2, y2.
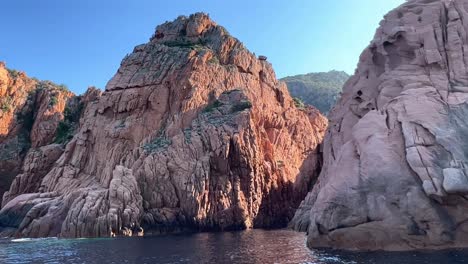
(281, 70, 350, 114)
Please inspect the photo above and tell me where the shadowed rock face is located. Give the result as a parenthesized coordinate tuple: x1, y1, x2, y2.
(0, 13, 327, 238)
(291, 0, 468, 251)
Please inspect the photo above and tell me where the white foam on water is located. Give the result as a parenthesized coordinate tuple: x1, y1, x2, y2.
(11, 237, 58, 243)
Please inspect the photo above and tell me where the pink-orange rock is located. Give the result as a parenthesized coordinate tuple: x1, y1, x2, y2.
(291, 0, 468, 251)
(0, 13, 327, 238)
(0, 63, 80, 205)
(29, 82, 74, 148)
(0, 64, 37, 198)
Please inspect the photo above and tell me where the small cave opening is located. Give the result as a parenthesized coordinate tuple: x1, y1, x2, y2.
(354, 97, 363, 103)
(155, 31, 164, 39)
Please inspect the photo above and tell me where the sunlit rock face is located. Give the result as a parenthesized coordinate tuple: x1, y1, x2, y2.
(0, 13, 327, 238)
(0, 63, 79, 202)
(291, 0, 468, 251)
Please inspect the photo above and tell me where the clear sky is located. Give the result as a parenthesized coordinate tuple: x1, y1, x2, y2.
(0, 0, 405, 94)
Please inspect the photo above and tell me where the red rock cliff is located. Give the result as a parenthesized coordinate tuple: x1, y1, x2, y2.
(0, 13, 327, 237)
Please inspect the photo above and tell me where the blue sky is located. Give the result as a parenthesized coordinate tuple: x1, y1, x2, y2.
(0, 0, 404, 94)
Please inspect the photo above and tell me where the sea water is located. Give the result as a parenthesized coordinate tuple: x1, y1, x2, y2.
(0, 229, 467, 264)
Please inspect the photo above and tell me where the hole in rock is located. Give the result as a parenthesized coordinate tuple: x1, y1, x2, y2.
(354, 96, 363, 103)
(383, 41, 392, 47)
(155, 32, 164, 39)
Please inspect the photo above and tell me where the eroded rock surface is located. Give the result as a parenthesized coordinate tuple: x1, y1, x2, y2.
(0, 63, 79, 201)
(291, 0, 468, 251)
(0, 13, 326, 238)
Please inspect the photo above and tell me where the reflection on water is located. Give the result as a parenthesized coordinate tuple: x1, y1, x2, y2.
(0, 229, 467, 264)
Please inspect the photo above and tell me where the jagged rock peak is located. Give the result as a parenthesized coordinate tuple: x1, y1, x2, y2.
(148, 12, 242, 55)
(106, 12, 269, 92)
(151, 13, 219, 41)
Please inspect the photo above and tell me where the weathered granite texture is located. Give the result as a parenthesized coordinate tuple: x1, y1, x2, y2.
(291, 0, 468, 251)
(0, 13, 327, 238)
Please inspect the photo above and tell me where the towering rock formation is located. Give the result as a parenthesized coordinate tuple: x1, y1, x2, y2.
(291, 0, 468, 251)
(0, 13, 327, 238)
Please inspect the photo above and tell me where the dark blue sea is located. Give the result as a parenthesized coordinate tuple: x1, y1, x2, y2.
(0, 229, 467, 263)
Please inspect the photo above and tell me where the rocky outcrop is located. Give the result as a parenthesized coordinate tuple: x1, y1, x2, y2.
(0, 64, 36, 198)
(0, 63, 79, 200)
(291, 0, 468, 251)
(0, 13, 327, 238)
